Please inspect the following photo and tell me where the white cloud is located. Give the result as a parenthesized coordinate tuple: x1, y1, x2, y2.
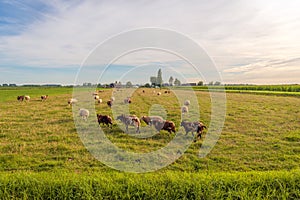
(0, 0, 299, 84)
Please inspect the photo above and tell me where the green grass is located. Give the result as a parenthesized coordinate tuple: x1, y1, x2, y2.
(0, 170, 299, 199)
(0, 87, 73, 102)
(0, 87, 299, 198)
(192, 85, 300, 97)
(193, 84, 300, 92)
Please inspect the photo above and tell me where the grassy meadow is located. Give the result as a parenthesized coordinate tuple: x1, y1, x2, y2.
(0, 86, 299, 199)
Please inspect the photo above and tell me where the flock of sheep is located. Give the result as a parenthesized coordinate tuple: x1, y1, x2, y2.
(75, 90, 206, 141)
(17, 95, 48, 102)
(17, 90, 206, 141)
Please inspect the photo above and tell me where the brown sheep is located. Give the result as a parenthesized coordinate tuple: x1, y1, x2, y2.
(140, 115, 164, 126)
(195, 122, 207, 140)
(41, 95, 48, 101)
(97, 114, 113, 128)
(153, 120, 176, 134)
(117, 114, 141, 133)
(17, 95, 25, 101)
(107, 100, 113, 108)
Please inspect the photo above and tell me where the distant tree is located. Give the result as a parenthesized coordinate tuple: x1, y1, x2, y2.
(9, 84, 17, 87)
(83, 82, 92, 87)
(208, 81, 214, 86)
(126, 81, 133, 88)
(197, 81, 204, 86)
(150, 76, 157, 86)
(174, 78, 181, 86)
(109, 83, 115, 88)
(157, 69, 163, 87)
(144, 83, 151, 88)
(169, 76, 174, 86)
(214, 81, 221, 86)
(2, 84, 8, 87)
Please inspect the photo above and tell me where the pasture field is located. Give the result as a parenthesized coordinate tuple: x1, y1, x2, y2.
(0, 87, 299, 199)
(192, 85, 300, 97)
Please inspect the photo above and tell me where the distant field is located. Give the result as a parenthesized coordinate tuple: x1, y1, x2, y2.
(0, 86, 299, 199)
(192, 85, 300, 97)
(0, 87, 73, 102)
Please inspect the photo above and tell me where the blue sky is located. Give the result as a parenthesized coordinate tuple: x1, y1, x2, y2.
(0, 0, 299, 85)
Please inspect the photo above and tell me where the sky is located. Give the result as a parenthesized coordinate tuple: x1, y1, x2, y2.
(0, 0, 299, 85)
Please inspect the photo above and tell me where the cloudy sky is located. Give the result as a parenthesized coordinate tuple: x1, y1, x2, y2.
(0, 0, 299, 85)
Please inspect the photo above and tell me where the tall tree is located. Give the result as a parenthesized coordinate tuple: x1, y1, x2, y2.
(197, 80, 203, 86)
(126, 81, 132, 88)
(169, 76, 174, 86)
(157, 69, 163, 87)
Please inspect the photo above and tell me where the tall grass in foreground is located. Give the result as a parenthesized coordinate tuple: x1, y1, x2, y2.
(0, 170, 299, 199)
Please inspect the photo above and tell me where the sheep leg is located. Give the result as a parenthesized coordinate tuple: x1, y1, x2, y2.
(136, 126, 140, 133)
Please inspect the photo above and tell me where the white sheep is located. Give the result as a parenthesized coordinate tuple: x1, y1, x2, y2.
(79, 108, 89, 120)
(181, 106, 189, 114)
(68, 98, 78, 106)
(110, 96, 115, 101)
(157, 92, 162, 96)
(184, 100, 191, 106)
(24, 95, 30, 101)
(97, 98, 103, 103)
(94, 95, 102, 103)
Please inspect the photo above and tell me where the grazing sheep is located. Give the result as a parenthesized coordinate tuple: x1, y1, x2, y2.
(180, 121, 207, 140)
(117, 114, 141, 133)
(152, 120, 176, 134)
(180, 121, 198, 135)
(92, 92, 98, 96)
(124, 97, 131, 104)
(97, 98, 103, 103)
(98, 90, 104, 93)
(97, 114, 113, 128)
(24, 95, 30, 101)
(110, 97, 115, 101)
(107, 100, 113, 108)
(184, 100, 190, 106)
(41, 95, 48, 101)
(79, 108, 89, 120)
(140, 115, 164, 126)
(68, 98, 78, 106)
(142, 90, 145, 93)
(195, 122, 207, 140)
(157, 92, 162, 96)
(17, 95, 25, 102)
(181, 106, 189, 114)
(94, 95, 102, 104)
